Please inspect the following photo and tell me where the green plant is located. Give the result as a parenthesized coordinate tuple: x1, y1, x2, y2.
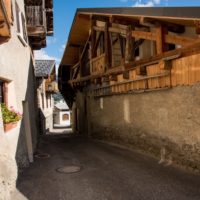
(1, 103, 22, 124)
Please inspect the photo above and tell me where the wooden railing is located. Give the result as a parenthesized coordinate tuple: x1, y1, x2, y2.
(90, 54, 106, 75)
(25, 6, 44, 27)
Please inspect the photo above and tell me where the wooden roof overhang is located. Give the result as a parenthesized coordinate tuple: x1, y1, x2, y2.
(59, 7, 200, 108)
(60, 7, 200, 67)
(0, 0, 12, 44)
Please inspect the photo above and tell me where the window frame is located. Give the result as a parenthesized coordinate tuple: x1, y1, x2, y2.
(15, 2, 28, 46)
(0, 80, 8, 105)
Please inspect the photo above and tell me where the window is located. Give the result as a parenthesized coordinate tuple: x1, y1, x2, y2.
(63, 114, 69, 121)
(46, 94, 48, 108)
(41, 93, 44, 109)
(0, 81, 8, 105)
(15, 2, 28, 46)
(0, 81, 4, 103)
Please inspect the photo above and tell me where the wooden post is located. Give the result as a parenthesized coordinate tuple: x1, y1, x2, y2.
(155, 25, 168, 54)
(104, 22, 111, 70)
(91, 17, 96, 58)
(125, 25, 135, 64)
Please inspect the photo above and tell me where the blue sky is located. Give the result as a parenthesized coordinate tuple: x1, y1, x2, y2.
(34, 0, 200, 68)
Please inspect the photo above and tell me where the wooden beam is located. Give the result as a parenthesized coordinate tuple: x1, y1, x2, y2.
(125, 25, 135, 64)
(109, 27, 127, 35)
(110, 16, 139, 26)
(93, 31, 103, 56)
(91, 15, 110, 22)
(155, 25, 167, 54)
(165, 34, 197, 46)
(132, 30, 156, 40)
(140, 17, 185, 34)
(132, 29, 198, 47)
(80, 34, 91, 60)
(104, 22, 111, 69)
(119, 34, 125, 58)
(69, 42, 200, 84)
(91, 18, 97, 58)
(109, 32, 113, 67)
(93, 26, 105, 32)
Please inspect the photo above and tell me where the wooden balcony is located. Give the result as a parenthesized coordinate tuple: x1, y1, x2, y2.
(0, 0, 12, 44)
(26, 6, 45, 35)
(90, 54, 106, 75)
(45, 81, 58, 93)
(25, 1, 54, 49)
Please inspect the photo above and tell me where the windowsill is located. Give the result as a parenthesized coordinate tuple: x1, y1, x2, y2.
(3, 121, 19, 133)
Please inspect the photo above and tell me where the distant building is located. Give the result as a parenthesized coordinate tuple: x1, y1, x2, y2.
(35, 60, 58, 134)
(54, 100, 71, 127)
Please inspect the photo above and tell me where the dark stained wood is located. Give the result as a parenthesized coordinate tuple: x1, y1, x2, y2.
(123, 71, 130, 79)
(109, 74, 118, 81)
(91, 15, 110, 22)
(93, 31, 103, 55)
(125, 25, 135, 63)
(140, 17, 185, 34)
(93, 26, 105, 32)
(110, 15, 139, 26)
(91, 18, 97, 58)
(104, 22, 111, 69)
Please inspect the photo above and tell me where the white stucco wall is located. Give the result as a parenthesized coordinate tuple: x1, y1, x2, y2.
(37, 79, 54, 132)
(54, 110, 71, 126)
(0, 0, 39, 199)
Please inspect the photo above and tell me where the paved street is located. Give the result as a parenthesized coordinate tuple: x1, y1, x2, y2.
(15, 134, 200, 200)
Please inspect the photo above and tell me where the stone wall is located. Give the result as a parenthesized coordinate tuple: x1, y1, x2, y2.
(76, 84, 200, 172)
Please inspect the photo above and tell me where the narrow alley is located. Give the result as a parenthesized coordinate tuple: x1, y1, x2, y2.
(1, 2, 200, 199)
(14, 133, 200, 200)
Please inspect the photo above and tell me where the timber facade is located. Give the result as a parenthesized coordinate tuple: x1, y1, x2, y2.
(59, 7, 200, 171)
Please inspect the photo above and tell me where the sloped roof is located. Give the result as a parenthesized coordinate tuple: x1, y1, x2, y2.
(60, 7, 200, 66)
(55, 101, 69, 110)
(35, 60, 55, 77)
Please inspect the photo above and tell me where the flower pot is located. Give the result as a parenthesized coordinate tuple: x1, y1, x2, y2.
(3, 122, 17, 132)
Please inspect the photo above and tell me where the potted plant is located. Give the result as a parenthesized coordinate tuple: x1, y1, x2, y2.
(1, 103, 22, 132)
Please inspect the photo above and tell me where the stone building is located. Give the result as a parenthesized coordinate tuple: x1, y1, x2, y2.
(59, 8, 200, 171)
(0, 0, 53, 199)
(35, 60, 57, 134)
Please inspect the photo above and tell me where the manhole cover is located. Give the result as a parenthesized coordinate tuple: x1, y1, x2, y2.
(56, 165, 81, 174)
(35, 153, 50, 159)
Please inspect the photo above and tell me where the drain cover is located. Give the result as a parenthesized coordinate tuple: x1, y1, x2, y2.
(35, 153, 50, 159)
(56, 165, 81, 174)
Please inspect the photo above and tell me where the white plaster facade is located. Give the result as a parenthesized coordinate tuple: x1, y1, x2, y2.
(37, 78, 54, 133)
(0, 0, 39, 199)
(54, 100, 71, 127)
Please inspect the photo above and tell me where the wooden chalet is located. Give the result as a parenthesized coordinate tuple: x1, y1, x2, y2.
(0, 0, 12, 44)
(25, 0, 53, 49)
(59, 7, 200, 107)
